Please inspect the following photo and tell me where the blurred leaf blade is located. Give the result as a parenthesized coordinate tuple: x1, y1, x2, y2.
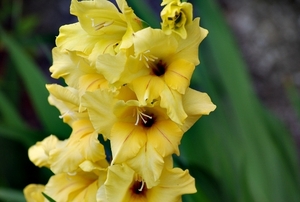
(285, 80, 300, 121)
(186, 0, 300, 201)
(0, 26, 70, 137)
(0, 90, 28, 129)
(0, 187, 26, 202)
(0, 123, 40, 147)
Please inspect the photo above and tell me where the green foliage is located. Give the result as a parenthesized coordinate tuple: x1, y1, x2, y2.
(0, 188, 25, 202)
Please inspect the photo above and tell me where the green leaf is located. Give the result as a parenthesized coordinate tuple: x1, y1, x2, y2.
(0, 90, 28, 129)
(0, 26, 70, 138)
(0, 188, 26, 202)
(185, 0, 300, 201)
(285, 79, 300, 121)
(0, 123, 39, 147)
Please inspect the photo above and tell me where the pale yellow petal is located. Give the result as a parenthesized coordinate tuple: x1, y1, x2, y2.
(147, 168, 196, 202)
(110, 122, 146, 164)
(46, 84, 88, 125)
(97, 164, 135, 202)
(97, 53, 148, 87)
(81, 90, 117, 138)
(96, 52, 127, 84)
(46, 84, 80, 108)
(181, 88, 216, 132)
(70, 0, 126, 36)
(78, 73, 108, 95)
(130, 75, 165, 106)
(49, 48, 95, 88)
(164, 59, 195, 94)
(49, 120, 106, 174)
(56, 23, 97, 55)
(49, 144, 82, 174)
(116, 0, 144, 49)
(28, 135, 61, 168)
(147, 120, 183, 157)
(160, 86, 187, 125)
(44, 172, 100, 202)
(126, 144, 164, 188)
(133, 27, 178, 59)
(172, 18, 208, 65)
(23, 184, 45, 202)
(184, 88, 216, 115)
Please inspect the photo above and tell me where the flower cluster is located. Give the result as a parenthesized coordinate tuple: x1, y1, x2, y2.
(24, 0, 216, 201)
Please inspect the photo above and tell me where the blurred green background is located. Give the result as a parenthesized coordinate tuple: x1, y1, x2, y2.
(1, 0, 300, 201)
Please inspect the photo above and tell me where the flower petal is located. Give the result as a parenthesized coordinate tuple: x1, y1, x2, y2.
(23, 184, 45, 202)
(110, 122, 147, 164)
(78, 73, 109, 95)
(147, 167, 197, 201)
(49, 48, 94, 88)
(44, 171, 101, 202)
(126, 143, 164, 188)
(148, 120, 183, 157)
(70, 0, 126, 36)
(160, 86, 187, 125)
(28, 135, 62, 168)
(130, 75, 165, 106)
(180, 88, 216, 132)
(46, 84, 88, 125)
(172, 18, 208, 65)
(49, 119, 106, 174)
(97, 164, 135, 202)
(164, 59, 195, 94)
(81, 90, 117, 138)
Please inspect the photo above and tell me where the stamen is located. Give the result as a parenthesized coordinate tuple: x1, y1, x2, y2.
(140, 111, 152, 123)
(94, 22, 105, 30)
(94, 21, 114, 31)
(135, 109, 153, 125)
(103, 21, 114, 27)
(148, 55, 158, 61)
(67, 171, 77, 176)
(138, 181, 145, 192)
(59, 110, 76, 120)
(143, 60, 150, 68)
(135, 110, 140, 125)
(91, 18, 95, 27)
(59, 110, 70, 119)
(143, 55, 149, 61)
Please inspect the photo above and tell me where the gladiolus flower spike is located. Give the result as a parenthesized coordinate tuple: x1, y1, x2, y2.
(24, 0, 216, 201)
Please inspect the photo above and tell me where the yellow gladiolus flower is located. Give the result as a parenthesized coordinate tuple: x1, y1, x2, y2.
(160, 0, 193, 39)
(56, 0, 145, 64)
(82, 86, 215, 187)
(24, 0, 216, 200)
(97, 163, 196, 202)
(96, 20, 208, 124)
